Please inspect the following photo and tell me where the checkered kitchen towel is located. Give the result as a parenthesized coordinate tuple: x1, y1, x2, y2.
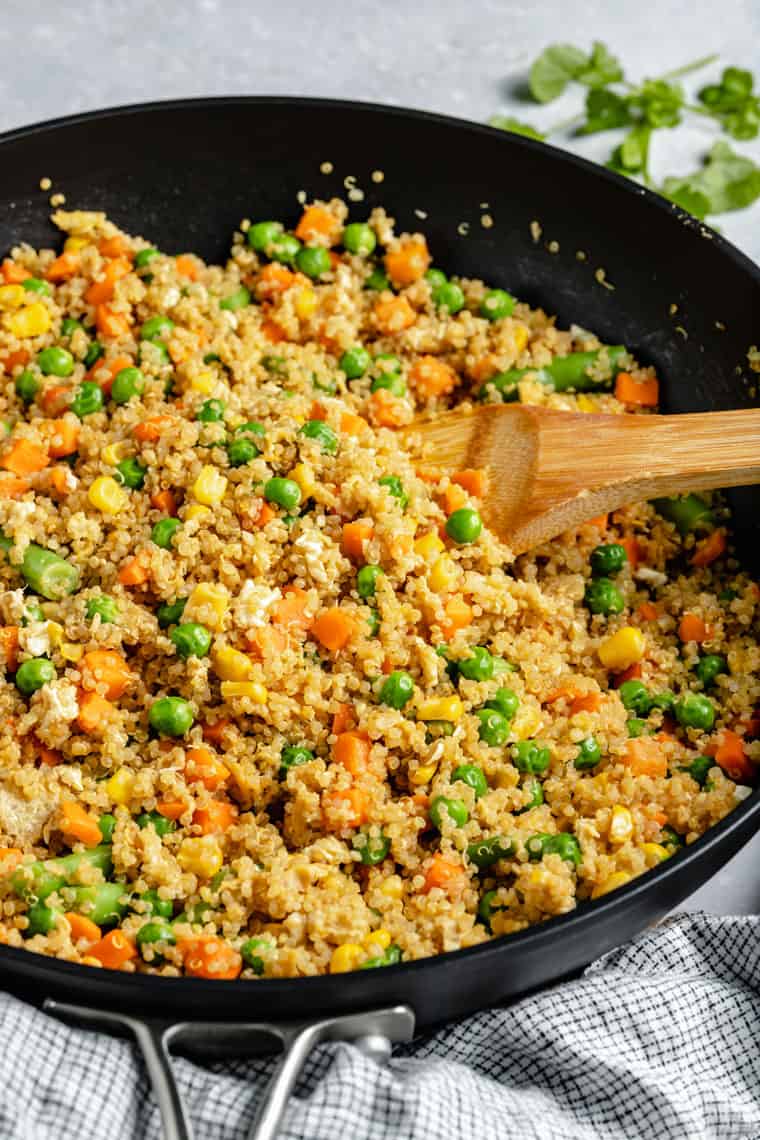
(0, 912, 759, 1139)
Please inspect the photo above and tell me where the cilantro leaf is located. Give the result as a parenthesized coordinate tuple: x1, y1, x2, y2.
(577, 42, 624, 88)
(698, 66, 759, 140)
(608, 124, 652, 177)
(578, 88, 632, 134)
(662, 185, 711, 220)
(630, 79, 685, 128)
(489, 116, 546, 141)
(529, 44, 589, 103)
(661, 141, 760, 216)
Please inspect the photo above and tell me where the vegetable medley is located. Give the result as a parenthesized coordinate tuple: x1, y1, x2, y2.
(0, 198, 757, 979)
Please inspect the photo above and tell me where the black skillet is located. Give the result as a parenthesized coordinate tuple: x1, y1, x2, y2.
(1, 97, 759, 1140)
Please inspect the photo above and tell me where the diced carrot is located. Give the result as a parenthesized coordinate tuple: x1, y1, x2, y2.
(59, 801, 103, 847)
(443, 484, 468, 515)
(272, 586, 312, 632)
(374, 295, 416, 334)
(89, 929, 137, 970)
(201, 718, 230, 745)
(150, 489, 177, 515)
(649, 809, 668, 827)
(255, 501, 276, 528)
(587, 513, 608, 531)
(333, 731, 371, 776)
(81, 649, 132, 700)
(294, 205, 340, 245)
(331, 703, 353, 735)
(40, 385, 71, 416)
(2, 348, 30, 375)
(571, 692, 602, 715)
(256, 262, 298, 298)
(0, 474, 30, 499)
(340, 411, 369, 436)
(614, 371, 659, 407)
(1, 260, 31, 283)
(1, 438, 49, 476)
(156, 799, 187, 821)
(36, 740, 62, 766)
(678, 613, 711, 644)
(311, 607, 357, 652)
(624, 737, 667, 778)
(175, 254, 199, 280)
(384, 239, 430, 287)
(409, 355, 458, 398)
(423, 853, 466, 894)
(712, 730, 755, 783)
(309, 401, 328, 421)
(76, 690, 115, 733)
(65, 913, 102, 944)
(98, 235, 131, 259)
(322, 787, 370, 829)
(368, 388, 406, 428)
(468, 354, 501, 383)
(47, 466, 73, 498)
(87, 353, 133, 394)
(452, 469, 487, 498)
(117, 550, 151, 587)
(545, 684, 580, 704)
(246, 625, 288, 660)
(192, 800, 238, 835)
(637, 601, 659, 622)
(0, 626, 19, 672)
(133, 415, 173, 443)
(261, 318, 287, 343)
(620, 535, 640, 570)
(178, 935, 242, 979)
(45, 251, 80, 282)
(440, 596, 473, 638)
(96, 303, 132, 339)
(85, 257, 132, 305)
(185, 746, 229, 791)
(0, 847, 23, 870)
(691, 529, 727, 568)
(342, 521, 374, 561)
(45, 418, 79, 458)
(613, 662, 642, 687)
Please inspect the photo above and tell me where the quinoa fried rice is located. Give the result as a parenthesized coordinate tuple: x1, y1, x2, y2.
(0, 198, 757, 980)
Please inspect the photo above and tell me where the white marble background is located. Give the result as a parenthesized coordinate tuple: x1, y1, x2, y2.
(1, 0, 758, 911)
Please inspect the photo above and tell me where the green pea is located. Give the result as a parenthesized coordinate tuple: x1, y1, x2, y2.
(295, 245, 331, 279)
(430, 795, 469, 830)
(241, 936, 273, 975)
(477, 889, 504, 929)
(261, 354, 287, 376)
(357, 564, 384, 599)
(485, 687, 519, 720)
(618, 679, 651, 715)
(352, 829, 391, 866)
(61, 317, 83, 337)
(227, 439, 258, 467)
(137, 811, 176, 837)
(134, 248, 160, 269)
(653, 494, 714, 535)
(432, 281, 465, 314)
(445, 507, 482, 545)
(340, 346, 371, 380)
(575, 736, 602, 770)
(111, 366, 145, 405)
(517, 776, 544, 813)
(452, 763, 488, 798)
(264, 477, 302, 511)
(719, 588, 738, 603)
(15, 369, 40, 403)
(374, 353, 402, 376)
(685, 755, 713, 787)
(141, 315, 174, 341)
(15, 657, 56, 696)
(661, 825, 683, 852)
(475, 707, 510, 746)
(512, 740, 551, 774)
(379, 670, 414, 709)
(367, 609, 380, 637)
(157, 597, 187, 628)
(26, 899, 59, 936)
(584, 577, 624, 616)
(137, 888, 173, 920)
(299, 419, 338, 454)
(674, 692, 715, 731)
(197, 398, 226, 423)
(83, 340, 104, 369)
(71, 381, 104, 418)
(343, 222, 376, 257)
(22, 601, 45, 625)
(651, 690, 675, 713)
(115, 457, 147, 490)
(467, 835, 514, 869)
(38, 346, 74, 378)
(137, 919, 176, 959)
(280, 744, 315, 779)
(458, 646, 494, 682)
(270, 233, 301, 265)
(98, 813, 117, 843)
(220, 285, 251, 311)
(247, 221, 283, 253)
(360, 944, 403, 969)
(151, 518, 181, 550)
(378, 474, 408, 508)
(590, 543, 628, 576)
(371, 371, 406, 396)
(480, 288, 515, 321)
(23, 277, 51, 296)
(364, 266, 391, 291)
(626, 718, 649, 738)
(170, 622, 211, 660)
(149, 695, 194, 736)
(425, 268, 447, 289)
(140, 340, 170, 367)
(236, 421, 266, 441)
(695, 655, 728, 688)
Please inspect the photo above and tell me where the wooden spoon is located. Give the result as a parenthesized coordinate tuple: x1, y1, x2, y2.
(410, 404, 760, 554)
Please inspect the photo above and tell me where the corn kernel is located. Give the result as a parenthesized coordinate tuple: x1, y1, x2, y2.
(61, 641, 83, 663)
(411, 763, 438, 785)
(598, 627, 646, 671)
(428, 555, 458, 593)
(379, 875, 404, 900)
(80, 955, 103, 967)
(0, 284, 26, 310)
(608, 804, 634, 844)
(414, 532, 445, 562)
(46, 621, 63, 648)
(511, 322, 529, 355)
(88, 475, 129, 514)
(576, 394, 598, 413)
(190, 371, 214, 395)
(591, 870, 632, 899)
(641, 842, 669, 865)
(512, 703, 544, 742)
(6, 302, 51, 338)
(185, 582, 229, 630)
(177, 836, 223, 878)
(294, 287, 317, 320)
(64, 236, 89, 253)
(191, 464, 227, 506)
(329, 943, 366, 973)
(364, 928, 391, 951)
(213, 644, 254, 682)
(289, 463, 317, 498)
(106, 768, 135, 806)
(220, 680, 268, 702)
(416, 695, 464, 722)
(185, 503, 211, 522)
(102, 441, 130, 465)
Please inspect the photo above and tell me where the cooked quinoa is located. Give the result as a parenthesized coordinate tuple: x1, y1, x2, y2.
(0, 200, 757, 980)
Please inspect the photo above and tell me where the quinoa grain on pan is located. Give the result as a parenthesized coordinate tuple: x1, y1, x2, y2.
(0, 199, 757, 979)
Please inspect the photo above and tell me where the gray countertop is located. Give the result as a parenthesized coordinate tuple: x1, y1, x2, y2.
(1, 0, 758, 914)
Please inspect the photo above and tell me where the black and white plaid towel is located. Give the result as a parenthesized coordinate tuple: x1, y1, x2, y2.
(1, 912, 758, 1139)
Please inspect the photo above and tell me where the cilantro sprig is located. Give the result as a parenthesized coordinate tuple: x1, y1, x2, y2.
(490, 47, 760, 220)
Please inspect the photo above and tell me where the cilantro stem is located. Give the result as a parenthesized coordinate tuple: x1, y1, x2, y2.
(658, 53, 719, 82)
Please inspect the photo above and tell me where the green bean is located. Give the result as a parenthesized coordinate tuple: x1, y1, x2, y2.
(11, 845, 113, 900)
(0, 533, 80, 600)
(479, 345, 626, 398)
(68, 881, 128, 926)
